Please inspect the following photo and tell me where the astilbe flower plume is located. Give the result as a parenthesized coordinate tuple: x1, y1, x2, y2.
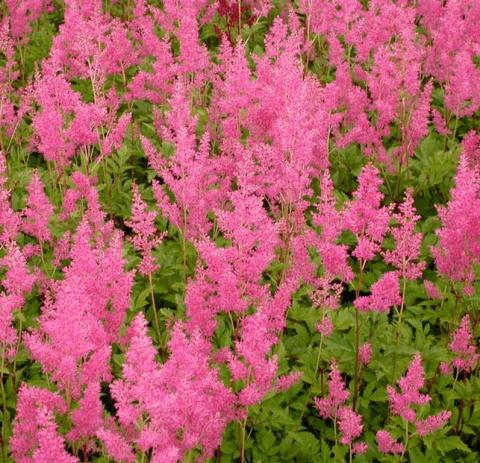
(376, 430, 405, 454)
(387, 352, 452, 435)
(10, 384, 75, 463)
(110, 313, 235, 462)
(354, 271, 401, 313)
(25, 217, 133, 399)
(313, 172, 353, 281)
(387, 353, 430, 422)
(415, 411, 451, 437)
(314, 360, 349, 419)
(448, 315, 478, 373)
(359, 342, 372, 366)
(232, 278, 298, 407)
(0, 21, 21, 139)
(432, 140, 480, 295)
(62, 172, 106, 232)
(32, 69, 90, 168)
(0, 242, 36, 353)
(154, 0, 213, 83)
(126, 2, 175, 104)
(0, 152, 21, 244)
(22, 171, 54, 244)
(419, 0, 480, 117)
(67, 382, 104, 442)
(337, 406, 367, 453)
(55, 1, 137, 79)
(343, 164, 391, 263)
(186, 179, 279, 337)
(5, 0, 54, 43)
(125, 183, 164, 276)
(145, 82, 229, 240)
(384, 188, 425, 280)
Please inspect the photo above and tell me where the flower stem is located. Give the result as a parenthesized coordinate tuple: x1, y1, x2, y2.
(148, 272, 162, 346)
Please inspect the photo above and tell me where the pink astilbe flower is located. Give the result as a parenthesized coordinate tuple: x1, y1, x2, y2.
(32, 70, 88, 168)
(0, 242, 35, 352)
(337, 406, 365, 447)
(186, 183, 279, 337)
(10, 384, 74, 463)
(424, 280, 442, 300)
(5, 0, 54, 42)
(312, 274, 344, 314)
(386, 353, 430, 422)
(125, 183, 164, 276)
(359, 342, 372, 366)
(101, 112, 131, 158)
(146, 82, 229, 240)
(301, 0, 428, 167)
(439, 361, 452, 376)
(227, 276, 298, 408)
(25, 218, 133, 399)
(432, 109, 450, 136)
(416, 411, 451, 437)
(1, 241, 36, 300)
(111, 313, 235, 462)
(48, 2, 138, 83)
(31, 407, 78, 463)
(352, 441, 368, 455)
(419, 0, 480, 117)
(22, 171, 54, 244)
(354, 271, 401, 313)
(67, 382, 104, 442)
(313, 173, 353, 281)
(384, 353, 451, 442)
(376, 430, 405, 454)
(125, 3, 175, 104)
(0, 20, 23, 138)
(96, 428, 135, 463)
(275, 371, 303, 392)
(0, 152, 21, 244)
(317, 315, 334, 337)
(343, 165, 391, 262)
(461, 131, 480, 171)
(432, 139, 480, 294)
(314, 360, 349, 419)
(33, 33, 130, 168)
(62, 172, 106, 232)
(0, 294, 19, 348)
(449, 315, 478, 373)
(384, 188, 425, 280)
(153, 0, 213, 83)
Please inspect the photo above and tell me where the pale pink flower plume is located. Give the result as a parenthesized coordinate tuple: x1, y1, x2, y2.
(22, 171, 54, 244)
(376, 430, 405, 454)
(416, 411, 451, 437)
(387, 353, 430, 422)
(359, 342, 372, 366)
(314, 360, 349, 420)
(354, 271, 401, 313)
(125, 183, 165, 276)
(449, 315, 479, 373)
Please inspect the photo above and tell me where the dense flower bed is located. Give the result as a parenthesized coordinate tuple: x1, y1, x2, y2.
(0, 1, 479, 462)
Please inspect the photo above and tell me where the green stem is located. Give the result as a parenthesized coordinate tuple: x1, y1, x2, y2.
(240, 415, 248, 463)
(299, 334, 324, 422)
(353, 260, 365, 410)
(148, 273, 162, 346)
(1, 345, 8, 463)
(399, 421, 409, 462)
(392, 274, 408, 380)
